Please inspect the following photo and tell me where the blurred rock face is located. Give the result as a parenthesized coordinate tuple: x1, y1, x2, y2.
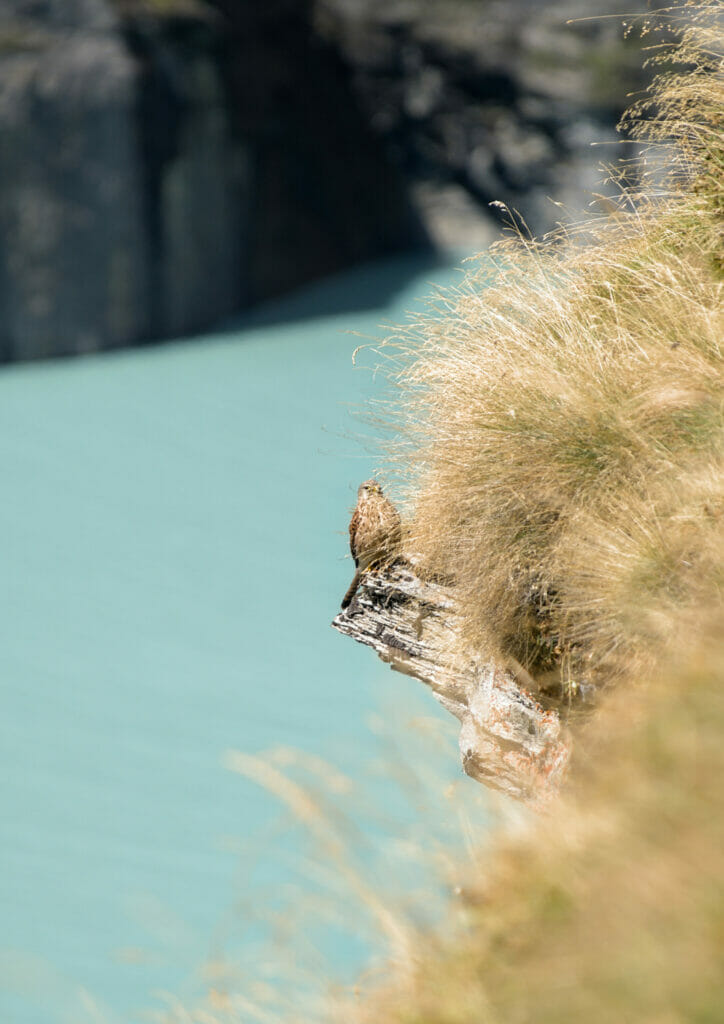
(0, 0, 250, 358)
(0, 0, 643, 360)
(316, 0, 647, 247)
(205, 0, 423, 305)
(0, 0, 420, 359)
(0, 0, 144, 357)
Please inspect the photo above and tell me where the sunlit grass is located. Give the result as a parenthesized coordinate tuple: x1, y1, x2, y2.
(162, 5, 724, 1021)
(347, 621, 724, 1024)
(330, 5, 724, 1022)
(374, 2, 723, 696)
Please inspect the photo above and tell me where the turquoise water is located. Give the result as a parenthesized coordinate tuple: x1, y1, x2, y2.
(0, 253, 483, 1022)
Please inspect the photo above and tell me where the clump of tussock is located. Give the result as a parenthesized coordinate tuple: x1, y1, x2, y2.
(346, 624, 724, 1024)
(380, 2, 724, 693)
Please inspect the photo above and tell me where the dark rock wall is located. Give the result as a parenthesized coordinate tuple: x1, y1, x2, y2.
(123, 11, 250, 339)
(0, 0, 150, 359)
(205, 0, 425, 303)
(0, 0, 647, 360)
(316, 0, 650, 245)
(0, 0, 420, 359)
(0, 0, 252, 358)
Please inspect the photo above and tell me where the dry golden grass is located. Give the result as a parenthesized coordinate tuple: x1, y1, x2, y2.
(329, 8, 724, 1022)
(347, 623, 724, 1024)
(163, 8, 724, 1022)
(376, 2, 723, 696)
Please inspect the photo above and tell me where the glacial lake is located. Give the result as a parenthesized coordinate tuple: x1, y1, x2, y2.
(0, 252, 491, 1023)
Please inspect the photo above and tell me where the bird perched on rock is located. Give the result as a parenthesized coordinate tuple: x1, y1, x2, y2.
(341, 479, 401, 609)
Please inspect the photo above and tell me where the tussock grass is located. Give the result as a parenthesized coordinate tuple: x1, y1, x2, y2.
(347, 623, 724, 1024)
(164, 8, 724, 1022)
(328, 9, 724, 1018)
(378, 2, 723, 695)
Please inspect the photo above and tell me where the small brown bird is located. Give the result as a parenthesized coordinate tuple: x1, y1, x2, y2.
(341, 479, 401, 609)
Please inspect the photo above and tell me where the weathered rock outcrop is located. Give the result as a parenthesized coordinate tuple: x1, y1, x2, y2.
(333, 559, 571, 803)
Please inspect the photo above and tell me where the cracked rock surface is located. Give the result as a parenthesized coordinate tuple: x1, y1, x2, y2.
(333, 560, 571, 802)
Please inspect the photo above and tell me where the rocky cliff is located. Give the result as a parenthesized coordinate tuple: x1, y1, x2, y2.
(0, 0, 246, 357)
(0, 0, 644, 360)
(317, 0, 648, 247)
(0, 0, 419, 359)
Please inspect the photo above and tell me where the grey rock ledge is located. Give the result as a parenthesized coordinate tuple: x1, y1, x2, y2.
(332, 560, 571, 803)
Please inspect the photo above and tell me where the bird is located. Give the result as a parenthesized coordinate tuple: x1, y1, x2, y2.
(341, 479, 401, 609)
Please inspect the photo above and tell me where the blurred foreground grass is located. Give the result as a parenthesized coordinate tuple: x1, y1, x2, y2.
(349, 627, 724, 1024)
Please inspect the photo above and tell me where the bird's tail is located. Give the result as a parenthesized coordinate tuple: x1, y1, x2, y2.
(341, 568, 362, 609)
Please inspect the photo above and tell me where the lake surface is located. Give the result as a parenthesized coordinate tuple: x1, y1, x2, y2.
(0, 252, 488, 1023)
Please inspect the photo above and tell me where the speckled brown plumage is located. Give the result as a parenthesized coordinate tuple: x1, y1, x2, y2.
(341, 479, 401, 608)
